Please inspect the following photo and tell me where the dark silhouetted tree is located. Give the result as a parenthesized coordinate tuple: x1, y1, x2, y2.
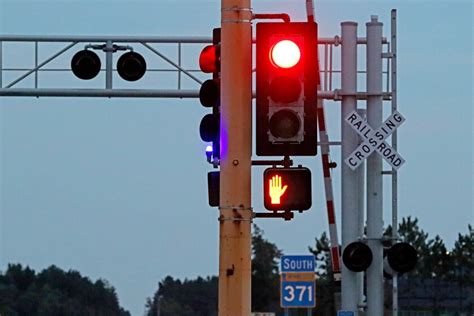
(0, 264, 130, 316)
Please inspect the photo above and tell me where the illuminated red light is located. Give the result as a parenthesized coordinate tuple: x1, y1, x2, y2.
(270, 40, 301, 69)
(269, 174, 288, 205)
(199, 45, 219, 73)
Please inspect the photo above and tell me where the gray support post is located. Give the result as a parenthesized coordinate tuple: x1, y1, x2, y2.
(35, 42, 38, 88)
(356, 108, 367, 310)
(391, 9, 399, 316)
(366, 15, 384, 316)
(105, 40, 113, 89)
(0, 41, 2, 88)
(341, 21, 359, 312)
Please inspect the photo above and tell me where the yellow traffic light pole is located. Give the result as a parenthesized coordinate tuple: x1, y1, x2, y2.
(219, 0, 252, 315)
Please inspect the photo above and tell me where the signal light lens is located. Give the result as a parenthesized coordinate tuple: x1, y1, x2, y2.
(199, 45, 219, 73)
(199, 79, 219, 108)
(269, 109, 301, 139)
(269, 76, 302, 103)
(270, 40, 301, 69)
(387, 242, 418, 273)
(71, 50, 101, 80)
(342, 242, 373, 272)
(199, 113, 219, 143)
(117, 52, 146, 81)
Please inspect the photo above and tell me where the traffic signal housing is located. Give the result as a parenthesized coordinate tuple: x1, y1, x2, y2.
(263, 167, 312, 211)
(256, 22, 318, 156)
(199, 28, 221, 161)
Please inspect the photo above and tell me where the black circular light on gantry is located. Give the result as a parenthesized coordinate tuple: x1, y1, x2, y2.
(71, 50, 101, 80)
(117, 52, 147, 81)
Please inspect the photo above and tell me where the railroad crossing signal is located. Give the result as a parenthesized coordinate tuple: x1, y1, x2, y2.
(342, 241, 417, 274)
(71, 47, 146, 81)
(263, 167, 311, 211)
(344, 110, 406, 170)
(256, 22, 319, 156)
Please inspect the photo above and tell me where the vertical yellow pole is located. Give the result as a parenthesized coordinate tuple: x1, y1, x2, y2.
(219, 0, 252, 315)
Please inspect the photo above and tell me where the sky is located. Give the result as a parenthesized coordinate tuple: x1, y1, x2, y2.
(0, 0, 472, 315)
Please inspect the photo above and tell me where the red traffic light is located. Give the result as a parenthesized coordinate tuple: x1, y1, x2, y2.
(256, 22, 318, 156)
(263, 167, 311, 211)
(199, 45, 219, 73)
(270, 40, 301, 69)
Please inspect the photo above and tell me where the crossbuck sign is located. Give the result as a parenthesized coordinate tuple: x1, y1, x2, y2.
(344, 110, 406, 170)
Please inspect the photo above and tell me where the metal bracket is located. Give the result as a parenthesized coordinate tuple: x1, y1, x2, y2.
(251, 157, 293, 167)
(382, 52, 394, 58)
(222, 7, 252, 13)
(253, 211, 294, 221)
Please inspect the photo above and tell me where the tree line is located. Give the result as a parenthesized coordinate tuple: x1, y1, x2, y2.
(0, 217, 472, 315)
(0, 264, 130, 316)
(145, 217, 473, 315)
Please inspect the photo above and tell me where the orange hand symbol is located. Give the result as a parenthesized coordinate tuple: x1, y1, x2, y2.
(269, 175, 288, 205)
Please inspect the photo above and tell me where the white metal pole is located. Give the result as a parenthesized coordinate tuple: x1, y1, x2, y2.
(391, 9, 399, 316)
(0, 41, 3, 88)
(356, 108, 367, 310)
(366, 15, 384, 316)
(341, 21, 359, 312)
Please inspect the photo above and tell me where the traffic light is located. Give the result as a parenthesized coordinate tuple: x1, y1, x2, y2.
(263, 167, 311, 211)
(342, 241, 373, 272)
(199, 28, 221, 161)
(256, 22, 318, 156)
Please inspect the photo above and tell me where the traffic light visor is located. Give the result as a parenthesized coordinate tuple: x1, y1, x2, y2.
(270, 40, 301, 69)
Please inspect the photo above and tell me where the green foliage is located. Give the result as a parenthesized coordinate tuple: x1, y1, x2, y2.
(145, 275, 218, 316)
(452, 224, 474, 283)
(0, 264, 130, 316)
(145, 224, 283, 315)
(251, 224, 282, 313)
(144, 218, 473, 315)
(308, 232, 336, 315)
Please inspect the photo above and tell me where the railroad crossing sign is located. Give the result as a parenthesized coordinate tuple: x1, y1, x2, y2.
(344, 110, 406, 170)
(280, 255, 316, 308)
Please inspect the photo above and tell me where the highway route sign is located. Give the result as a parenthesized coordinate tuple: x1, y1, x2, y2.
(280, 255, 316, 308)
(344, 110, 406, 170)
